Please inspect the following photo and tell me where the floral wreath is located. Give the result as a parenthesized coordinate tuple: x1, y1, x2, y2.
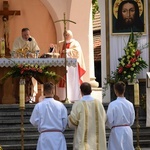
(0, 60, 62, 84)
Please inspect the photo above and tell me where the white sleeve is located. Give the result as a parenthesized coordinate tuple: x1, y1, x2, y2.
(12, 38, 20, 51)
(130, 104, 135, 126)
(62, 105, 68, 131)
(30, 105, 40, 128)
(106, 103, 114, 129)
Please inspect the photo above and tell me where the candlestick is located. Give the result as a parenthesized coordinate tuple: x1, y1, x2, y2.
(1, 38, 5, 57)
(134, 80, 139, 106)
(134, 79, 141, 149)
(0, 145, 3, 150)
(19, 78, 25, 150)
(135, 106, 141, 150)
(19, 78, 25, 109)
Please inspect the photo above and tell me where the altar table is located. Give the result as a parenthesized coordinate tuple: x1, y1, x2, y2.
(0, 58, 77, 104)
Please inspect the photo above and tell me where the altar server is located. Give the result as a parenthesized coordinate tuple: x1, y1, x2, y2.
(30, 82, 68, 150)
(106, 81, 135, 150)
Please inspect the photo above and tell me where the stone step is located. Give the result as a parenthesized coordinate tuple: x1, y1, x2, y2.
(0, 127, 149, 138)
(1, 143, 73, 150)
(0, 134, 74, 144)
(1, 137, 150, 150)
(0, 104, 150, 149)
(1, 144, 37, 150)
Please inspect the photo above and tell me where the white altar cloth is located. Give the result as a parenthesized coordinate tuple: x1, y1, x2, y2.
(0, 58, 78, 103)
(0, 58, 77, 67)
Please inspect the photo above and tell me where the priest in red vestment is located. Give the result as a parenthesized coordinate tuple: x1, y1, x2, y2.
(57, 30, 86, 102)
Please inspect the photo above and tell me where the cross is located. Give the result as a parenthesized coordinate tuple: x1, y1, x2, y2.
(55, 13, 76, 103)
(55, 13, 76, 33)
(0, 1, 21, 57)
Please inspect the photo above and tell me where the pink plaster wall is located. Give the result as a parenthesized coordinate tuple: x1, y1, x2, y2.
(0, 0, 56, 55)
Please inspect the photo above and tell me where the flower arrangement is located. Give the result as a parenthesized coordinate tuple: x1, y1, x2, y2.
(108, 31, 148, 83)
(103, 31, 148, 97)
(0, 62, 61, 84)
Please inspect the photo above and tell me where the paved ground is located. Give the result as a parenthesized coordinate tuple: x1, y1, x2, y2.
(141, 148, 150, 150)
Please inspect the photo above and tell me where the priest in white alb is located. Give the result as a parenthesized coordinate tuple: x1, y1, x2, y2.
(12, 28, 40, 103)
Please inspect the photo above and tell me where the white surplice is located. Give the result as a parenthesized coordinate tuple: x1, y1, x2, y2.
(106, 97, 135, 150)
(30, 98, 68, 150)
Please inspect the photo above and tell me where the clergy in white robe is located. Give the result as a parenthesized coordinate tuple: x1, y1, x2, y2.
(12, 28, 40, 53)
(68, 82, 107, 150)
(30, 82, 68, 150)
(57, 30, 86, 102)
(106, 81, 135, 150)
(12, 28, 40, 103)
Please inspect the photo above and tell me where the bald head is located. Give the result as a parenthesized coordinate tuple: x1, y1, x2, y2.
(63, 30, 73, 41)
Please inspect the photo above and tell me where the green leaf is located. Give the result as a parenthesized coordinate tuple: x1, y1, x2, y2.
(128, 29, 134, 44)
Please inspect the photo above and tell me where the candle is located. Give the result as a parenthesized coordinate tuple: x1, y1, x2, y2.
(134, 82, 139, 106)
(1, 38, 5, 57)
(19, 79, 25, 108)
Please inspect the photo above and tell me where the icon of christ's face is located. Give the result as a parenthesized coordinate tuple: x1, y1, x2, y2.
(122, 3, 135, 26)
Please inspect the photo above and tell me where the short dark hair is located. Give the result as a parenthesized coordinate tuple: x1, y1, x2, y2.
(80, 82, 92, 95)
(113, 81, 126, 95)
(44, 82, 54, 95)
(22, 28, 30, 32)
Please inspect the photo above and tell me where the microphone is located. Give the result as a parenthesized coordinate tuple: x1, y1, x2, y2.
(49, 47, 54, 53)
(28, 37, 32, 41)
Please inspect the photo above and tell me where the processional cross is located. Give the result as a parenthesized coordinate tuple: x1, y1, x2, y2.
(0, 1, 20, 57)
(55, 13, 76, 103)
